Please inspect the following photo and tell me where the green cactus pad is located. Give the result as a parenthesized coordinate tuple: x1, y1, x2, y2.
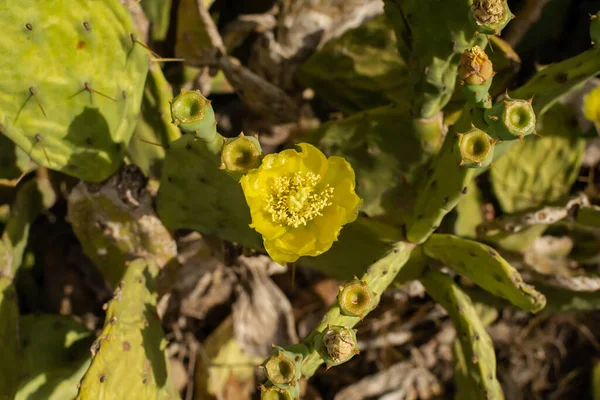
(298, 16, 410, 114)
(309, 105, 442, 222)
(16, 315, 93, 400)
(512, 48, 600, 116)
(424, 234, 546, 312)
(157, 134, 263, 250)
(576, 206, 600, 229)
(76, 258, 179, 400)
(1, 177, 56, 276)
(420, 268, 503, 400)
(0, 133, 33, 185)
(406, 128, 475, 244)
(456, 128, 495, 168)
(490, 104, 585, 214)
(140, 0, 172, 42)
(0, 277, 20, 400)
(68, 166, 178, 288)
(0, 0, 148, 182)
(384, 0, 487, 118)
(127, 64, 181, 179)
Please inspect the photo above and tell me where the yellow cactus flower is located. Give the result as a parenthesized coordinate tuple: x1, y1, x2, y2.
(240, 143, 362, 264)
(583, 85, 600, 127)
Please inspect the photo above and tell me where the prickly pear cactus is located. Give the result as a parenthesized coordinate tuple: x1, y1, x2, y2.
(0, 277, 19, 400)
(490, 104, 585, 214)
(0, 0, 148, 182)
(424, 234, 546, 312)
(420, 268, 503, 400)
(16, 315, 93, 400)
(76, 258, 179, 400)
(68, 165, 177, 287)
(127, 64, 181, 179)
(157, 134, 263, 250)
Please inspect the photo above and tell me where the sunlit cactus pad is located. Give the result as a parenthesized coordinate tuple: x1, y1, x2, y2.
(0, 0, 148, 182)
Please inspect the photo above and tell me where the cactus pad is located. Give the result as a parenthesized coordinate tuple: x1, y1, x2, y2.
(420, 268, 503, 400)
(424, 234, 546, 312)
(490, 104, 585, 214)
(76, 258, 179, 400)
(127, 64, 181, 179)
(16, 315, 93, 400)
(512, 48, 600, 116)
(0, 0, 148, 182)
(0, 278, 19, 400)
(68, 166, 177, 287)
(157, 134, 263, 249)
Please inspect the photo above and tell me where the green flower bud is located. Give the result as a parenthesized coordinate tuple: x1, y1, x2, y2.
(260, 383, 300, 400)
(456, 128, 496, 168)
(337, 279, 375, 317)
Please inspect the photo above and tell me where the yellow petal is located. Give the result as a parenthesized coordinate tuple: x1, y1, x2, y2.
(264, 239, 300, 264)
(297, 143, 328, 178)
(249, 209, 288, 239)
(274, 226, 317, 254)
(331, 178, 362, 223)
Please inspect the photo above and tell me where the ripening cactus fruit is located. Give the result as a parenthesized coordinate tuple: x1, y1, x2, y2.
(261, 344, 307, 389)
(469, 0, 513, 35)
(313, 325, 360, 369)
(170, 89, 217, 140)
(337, 279, 376, 318)
(0, 0, 148, 182)
(220, 133, 263, 175)
(456, 128, 496, 168)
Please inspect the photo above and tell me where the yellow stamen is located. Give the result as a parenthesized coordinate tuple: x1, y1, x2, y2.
(265, 172, 334, 228)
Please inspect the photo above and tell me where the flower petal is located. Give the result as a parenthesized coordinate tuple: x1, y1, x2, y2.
(297, 143, 328, 178)
(249, 209, 288, 239)
(264, 239, 300, 264)
(274, 226, 317, 254)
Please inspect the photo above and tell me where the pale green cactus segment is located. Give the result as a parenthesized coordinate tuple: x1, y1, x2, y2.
(484, 97, 536, 141)
(590, 12, 600, 47)
(383, 0, 487, 118)
(0, 277, 20, 400)
(170, 89, 218, 141)
(423, 234, 546, 312)
(127, 64, 182, 178)
(76, 259, 179, 400)
(406, 127, 475, 244)
(0, 0, 148, 182)
(67, 166, 177, 288)
(16, 315, 93, 400)
(313, 325, 359, 368)
(490, 104, 585, 214)
(1, 177, 56, 277)
(157, 134, 263, 250)
(420, 269, 503, 400)
(301, 241, 415, 377)
(511, 48, 600, 116)
(468, 0, 512, 35)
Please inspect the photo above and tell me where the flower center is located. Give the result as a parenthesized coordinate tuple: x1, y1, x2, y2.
(265, 172, 334, 228)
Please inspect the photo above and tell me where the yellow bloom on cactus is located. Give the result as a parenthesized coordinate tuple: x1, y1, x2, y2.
(583, 85, 600, 126)
(240, 143, 362, 264)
